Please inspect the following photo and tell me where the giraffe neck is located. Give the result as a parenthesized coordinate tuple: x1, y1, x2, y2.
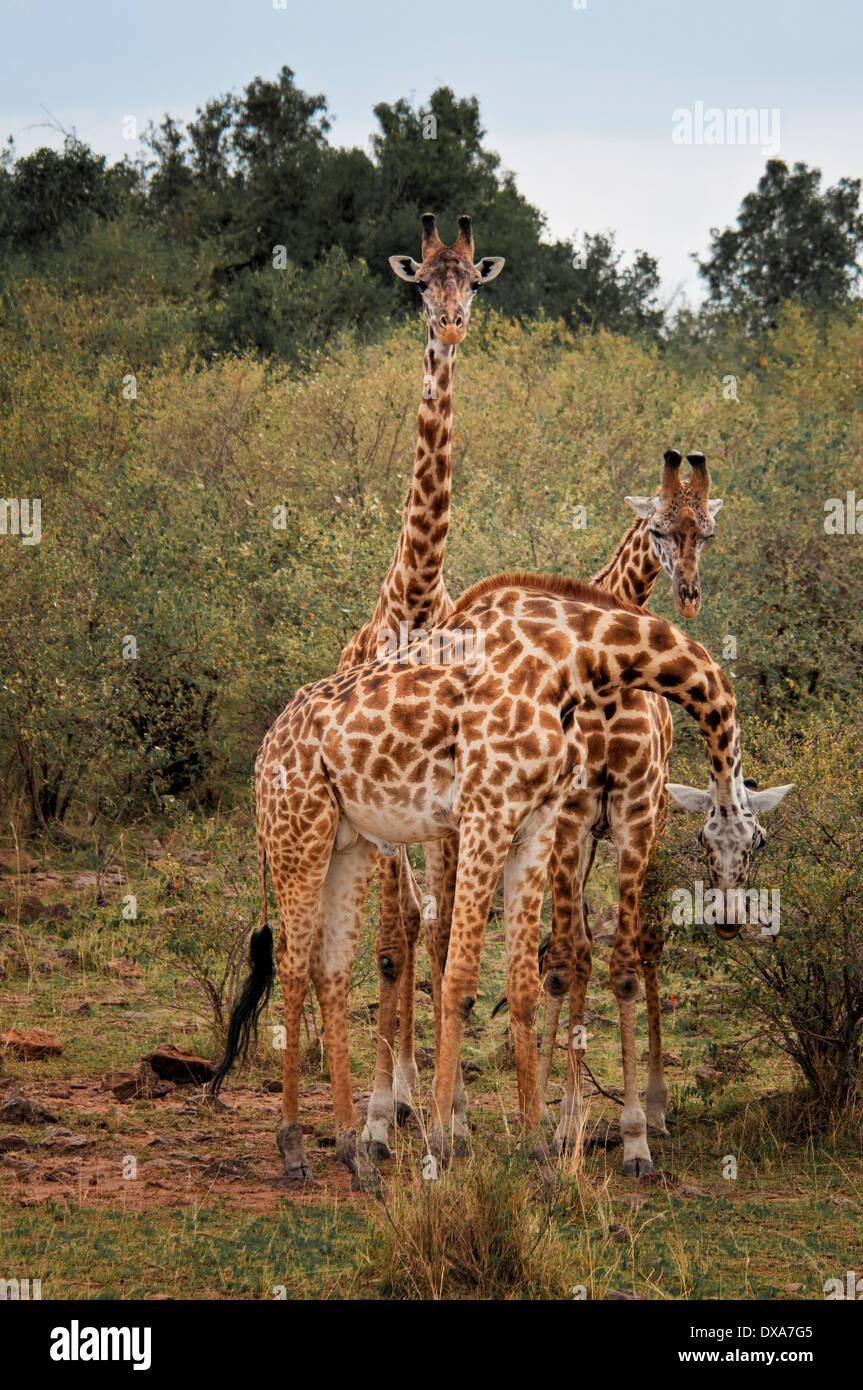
(571, 609, 744, 808)
(372, 328, 456, 632)
(591, 518, 662, 608)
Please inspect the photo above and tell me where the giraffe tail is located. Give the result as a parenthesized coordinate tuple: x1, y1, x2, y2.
(210, 840, 275, 1095)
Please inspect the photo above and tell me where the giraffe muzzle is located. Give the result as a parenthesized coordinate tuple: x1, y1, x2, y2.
(674, 580, 701, 617)
(715, 923, 745, 941)
(435, 313, 466, 345)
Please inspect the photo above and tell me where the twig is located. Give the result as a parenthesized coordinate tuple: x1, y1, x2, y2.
(581, 1057, 623, 1107)
(8, 821, 34, 983)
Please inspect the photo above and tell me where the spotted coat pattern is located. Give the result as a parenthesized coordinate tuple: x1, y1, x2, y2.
(254, 575, 760, 1181)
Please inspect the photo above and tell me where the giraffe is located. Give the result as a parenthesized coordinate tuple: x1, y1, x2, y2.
(332, 212, 503, 1159)
(535, 448, 726, 1170)
(213, 574, 790, 1184)
(427, 447, 724, 1153)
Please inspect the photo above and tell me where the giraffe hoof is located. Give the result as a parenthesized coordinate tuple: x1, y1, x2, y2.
(427, 1127, 450, 1162)
(622, 1156, 653, 1178)
(395, 1101, 414, 1126)
(275, 1163, 314, 1188)
(647, 1122, 670, 1138)
(452, 1135, 470, 1158)
(369, 1140, 392, 1163)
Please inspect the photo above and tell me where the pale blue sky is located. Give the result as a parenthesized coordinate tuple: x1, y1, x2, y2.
(2, 0, 862, 302)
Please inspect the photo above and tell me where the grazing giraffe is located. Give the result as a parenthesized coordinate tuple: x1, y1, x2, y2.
(327, 212, 503, 1158)
(214, 574, 790, 1184)
(537, 448, 725, 1170)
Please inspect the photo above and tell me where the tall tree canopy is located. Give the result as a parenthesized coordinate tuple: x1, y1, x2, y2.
(697, 159, 863, 323)
(7, 74, 862, 360)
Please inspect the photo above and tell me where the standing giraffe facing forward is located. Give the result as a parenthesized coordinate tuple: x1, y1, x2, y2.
(537, 448, 725, 1171)
(214, 576, 790, 1185)
(421, 448, 724, 1155)
(324, 213, 502, 1157)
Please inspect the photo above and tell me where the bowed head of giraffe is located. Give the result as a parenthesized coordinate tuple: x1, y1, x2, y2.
(666, 777, 794, 936)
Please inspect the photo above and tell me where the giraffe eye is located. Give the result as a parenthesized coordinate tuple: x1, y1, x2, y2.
(417, 280, 428, 292)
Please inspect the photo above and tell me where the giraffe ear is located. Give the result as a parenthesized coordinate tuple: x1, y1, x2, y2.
(625, 494, 660, 519)
(666, 782, 711, 812)
(473, 256, 505, 284)
(707, 498, 724, 518)
(747, 784, 794, 814)
(389, 255, 422, 283)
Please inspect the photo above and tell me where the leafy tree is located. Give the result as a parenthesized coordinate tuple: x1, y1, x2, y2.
(697, 159, 863, 323)
(554, 231, 663, 336)
(3, 71, 667, 360)
(0, 135, 136, 254)
(367, 88, 661, 334)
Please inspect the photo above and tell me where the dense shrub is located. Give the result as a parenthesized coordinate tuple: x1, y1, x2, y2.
(2, 295, 862, 824)
(645, 709, 863, 1110)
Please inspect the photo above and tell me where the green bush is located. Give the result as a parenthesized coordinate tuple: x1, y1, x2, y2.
(646, 708, 863, 1111)
(1, 296, 862, 828)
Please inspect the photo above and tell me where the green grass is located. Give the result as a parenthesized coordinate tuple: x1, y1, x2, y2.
(1, 821, 861, 1300)
(1, 1201, 368, 1300)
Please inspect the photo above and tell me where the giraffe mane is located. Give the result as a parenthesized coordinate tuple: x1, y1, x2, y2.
(451, 570, 647, 617)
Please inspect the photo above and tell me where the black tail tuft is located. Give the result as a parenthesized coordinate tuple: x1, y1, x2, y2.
(492, 934, 551, 1019)
(210, 923, 275, 1095)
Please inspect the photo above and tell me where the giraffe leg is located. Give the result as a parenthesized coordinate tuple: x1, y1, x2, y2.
(640, 922, 669, 1134)
(429, 820, 510, 1161)
(311, 836, 380, 1190)
(553, 835, 596, 1155)
(440, 836, 470, 1137)
(426, 833, 470, 1148)
(364, 851, 406, 1160)
(422, 838, 445, 1064)
(608, 802, 656, 1177)
(394, 849, 423, 1124)
(503, 796, 564, 1149)
(540, 811, 596, 1122)
(538, 992, 565, 1122)
(269, 811, 338, 1186)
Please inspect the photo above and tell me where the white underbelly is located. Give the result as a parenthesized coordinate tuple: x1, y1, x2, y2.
(337, 771, 458, 851)
(343, 806, 453, 850)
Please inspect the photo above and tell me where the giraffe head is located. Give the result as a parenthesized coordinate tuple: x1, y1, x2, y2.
(666, 778, 793, 937)
(389, 213, 505, 346)
(625, 450, 723, 618)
